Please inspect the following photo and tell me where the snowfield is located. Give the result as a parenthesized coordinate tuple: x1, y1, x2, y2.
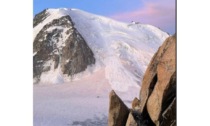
(34, 69, 110, 126)
(34, 8, 169, 126)
(34, 69, 139, 126)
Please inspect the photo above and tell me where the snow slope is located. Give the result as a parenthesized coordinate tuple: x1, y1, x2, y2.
(34, 8, 169, 92)
(34, 69, 110, 126)
(34, 68, 140, 126)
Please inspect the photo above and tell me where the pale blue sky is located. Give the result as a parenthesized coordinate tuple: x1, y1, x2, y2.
(34, 0, 176, 34)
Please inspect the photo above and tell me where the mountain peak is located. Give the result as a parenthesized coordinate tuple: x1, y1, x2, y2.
(33, 8, 169, 92)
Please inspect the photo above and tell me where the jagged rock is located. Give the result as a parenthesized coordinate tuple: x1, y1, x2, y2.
(108, 90, 129, 126)
(132, 97, 140, 110)
(33, 9, 49, 27)
(129, 110, 154, 126)
(139, 34, 176, 126)
(33, 12, 95, 83)
(126, 112, 137, 126)
(160, 98, 176, 126)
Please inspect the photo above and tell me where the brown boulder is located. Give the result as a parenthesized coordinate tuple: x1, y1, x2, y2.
(139, 34, 176, 126)
(108, 90, 129, 126)
(126, 112, 138, 126)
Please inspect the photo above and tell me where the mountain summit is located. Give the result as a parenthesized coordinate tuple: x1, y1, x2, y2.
(33, 8, 169, 92)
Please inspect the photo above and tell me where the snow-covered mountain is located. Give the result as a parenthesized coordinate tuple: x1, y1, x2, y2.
(33, 8, 169, 126)
(33, 8, 169, 91)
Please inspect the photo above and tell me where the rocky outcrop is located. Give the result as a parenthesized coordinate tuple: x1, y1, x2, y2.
(33, 10, 95, 83)
(107, 34, 176, 126)
(126, 112, 137, 126)
(33, 9, 49, 27)
(108, 90, 129, 126)
(139, 34, 176, 126)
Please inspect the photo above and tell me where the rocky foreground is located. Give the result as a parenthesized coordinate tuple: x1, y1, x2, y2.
(108, 34, 176, 126)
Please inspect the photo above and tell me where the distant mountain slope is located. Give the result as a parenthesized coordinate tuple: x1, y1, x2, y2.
(33, 8, 169, 92)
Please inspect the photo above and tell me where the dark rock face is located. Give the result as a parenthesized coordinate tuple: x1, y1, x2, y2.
(60, 25, 95, 76)
(139, 34, 176, 126)
(33, 9, 49, 28)
(33, 10, 95, 83)
(108, 90, 129, 126)
(160, 98, 176, 126)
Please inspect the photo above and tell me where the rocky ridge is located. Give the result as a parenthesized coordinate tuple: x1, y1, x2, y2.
(33, 10, 95, 83)
(108, 34, 176, 126)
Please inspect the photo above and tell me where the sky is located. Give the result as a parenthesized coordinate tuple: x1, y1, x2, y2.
(34, 0, 176, 34)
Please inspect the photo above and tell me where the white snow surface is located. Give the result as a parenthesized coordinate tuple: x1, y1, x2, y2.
(33, 8, 169, 126)
(34, 69, 139, 126)
(34, 8, 169, 92)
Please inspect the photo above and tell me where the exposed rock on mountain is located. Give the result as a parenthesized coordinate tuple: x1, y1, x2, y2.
(108, 34, 176, 126)
(33, 14, 95, 83)
(108, 90, 129, 126)
(139, 34, 176, 126)
(126, 112, 138, 126)
(108, 91, 153, 126)
(33, 9, 49, 27)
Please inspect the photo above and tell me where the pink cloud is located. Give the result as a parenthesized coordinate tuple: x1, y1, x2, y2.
(110, 0, 175, 34)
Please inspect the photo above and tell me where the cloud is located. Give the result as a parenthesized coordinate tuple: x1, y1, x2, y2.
(110, 0, 176, 34)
